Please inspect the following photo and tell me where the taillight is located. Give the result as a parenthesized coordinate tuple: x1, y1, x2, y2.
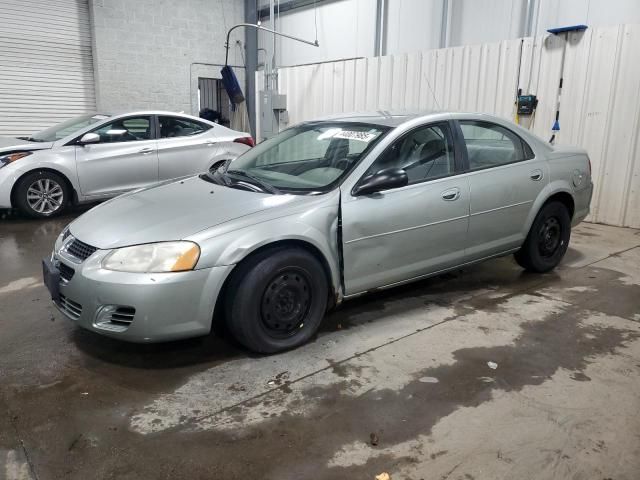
(234, 137, 255, 147)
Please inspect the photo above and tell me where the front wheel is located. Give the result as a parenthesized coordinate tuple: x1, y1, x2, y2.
(14, 171, 70, 218)
(515, 201, 571, 273)
(224, 247, 329, 354)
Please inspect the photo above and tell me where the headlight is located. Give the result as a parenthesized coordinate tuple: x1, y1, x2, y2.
(0, 151, 32, 168)
(61, 226, 71, 241)
(102, 241, 201, 273)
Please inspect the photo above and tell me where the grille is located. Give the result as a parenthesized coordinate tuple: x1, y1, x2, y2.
(59, 294, 82, 319)
(109, 307, 136, 326)
(58, 263, 75, 282)
(67, 238, 97, 261)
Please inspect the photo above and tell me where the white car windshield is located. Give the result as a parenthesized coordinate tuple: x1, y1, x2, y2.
(29, 114, 111, 142)
(225, 122, 388, 193)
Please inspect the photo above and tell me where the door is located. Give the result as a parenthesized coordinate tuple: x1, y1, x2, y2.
(0, 0, 96, 137)
(75, 116, 158, 197)
(341, 122, 470, 295)
(156, 115, 217, 180)
(458, 120, 549, 259)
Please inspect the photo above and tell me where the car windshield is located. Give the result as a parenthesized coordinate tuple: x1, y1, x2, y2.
(29, 113, 111, 142)
(224, 122, 388, 193)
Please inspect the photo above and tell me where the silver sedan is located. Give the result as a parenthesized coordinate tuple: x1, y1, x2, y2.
(0, 111, 252, 218)
(43, 111, 593, 353)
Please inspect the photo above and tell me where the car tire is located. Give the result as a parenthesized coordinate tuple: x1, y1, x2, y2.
(14, 171, 70, 219)
(515, 201, 571, 273)
(224, 246, 329, 354)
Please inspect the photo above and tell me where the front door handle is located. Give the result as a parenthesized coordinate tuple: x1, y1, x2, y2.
(441, 187, 460, 201)
(530, 169, 543, 181)
(138, 147, 154, 154)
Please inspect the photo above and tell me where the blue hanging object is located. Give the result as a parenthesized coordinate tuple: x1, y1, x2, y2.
(547, 25, 588, 35)
(552, 120, 560, 131)
(221, 65, 245, 105)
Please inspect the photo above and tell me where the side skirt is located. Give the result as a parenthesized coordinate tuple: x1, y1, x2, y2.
(342, 247, 521, 300)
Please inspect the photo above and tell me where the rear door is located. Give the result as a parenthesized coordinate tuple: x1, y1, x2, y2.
(341, 121, 470, 295)
(456, 120, 548, 259)
(156, 115, 217, 180)
(75, 115, 158, 197)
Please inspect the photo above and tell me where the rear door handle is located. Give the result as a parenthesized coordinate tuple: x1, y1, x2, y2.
(138, 147, 154, 154)
(441, 187, 460, 201)
(530, 169, 543, 181)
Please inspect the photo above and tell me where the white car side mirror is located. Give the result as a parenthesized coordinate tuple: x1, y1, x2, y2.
(78, 132, 100, 145)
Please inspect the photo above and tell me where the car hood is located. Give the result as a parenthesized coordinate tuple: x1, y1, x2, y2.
(0, 135, 53, 152)
(69, 176, 315, 249)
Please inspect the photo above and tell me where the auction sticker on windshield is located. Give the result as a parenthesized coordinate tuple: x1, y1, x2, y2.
(333, 130, 379, 142)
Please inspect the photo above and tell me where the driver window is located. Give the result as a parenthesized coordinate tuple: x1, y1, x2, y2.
(364, 123, 455, 185)
(91, 116, 152, 143)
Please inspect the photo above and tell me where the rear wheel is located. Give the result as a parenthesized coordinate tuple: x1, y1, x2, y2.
(515, 201, 571, 273)
(224, 247, 328, 354)
(14, 171, 70, 218)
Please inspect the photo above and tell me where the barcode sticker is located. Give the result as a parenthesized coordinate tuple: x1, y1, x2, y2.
(333, 131, 378, 142)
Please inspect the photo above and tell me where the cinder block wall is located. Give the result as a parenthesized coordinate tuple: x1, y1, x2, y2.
(89, 0, 245, 115)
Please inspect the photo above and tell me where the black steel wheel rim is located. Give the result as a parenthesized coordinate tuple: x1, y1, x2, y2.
(538, 216, 562, 258)
(260, 268, 312, 338)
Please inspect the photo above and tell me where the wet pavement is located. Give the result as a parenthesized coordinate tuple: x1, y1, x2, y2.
(1, 208, 639, 480)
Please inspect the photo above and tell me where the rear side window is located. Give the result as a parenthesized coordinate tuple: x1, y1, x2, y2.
(459, 121, 533, 171)
(159, 116, 211, 138)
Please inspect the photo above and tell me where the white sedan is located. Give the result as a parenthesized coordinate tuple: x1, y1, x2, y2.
(0, 111, 253, 218)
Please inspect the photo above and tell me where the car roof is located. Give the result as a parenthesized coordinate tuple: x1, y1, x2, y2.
(299, 110, 552, 152)
(108, 110, 207, 120)
(306, 110, 437, 127)
(97, 110, 228, 130)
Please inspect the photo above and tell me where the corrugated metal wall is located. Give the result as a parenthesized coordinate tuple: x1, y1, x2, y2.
(259, 24, 640, 228)
(0, 0, 96, 137)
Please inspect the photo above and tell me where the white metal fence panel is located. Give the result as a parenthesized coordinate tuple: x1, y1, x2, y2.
(0, 0, 96, 137)
(259, 24, 640, 228)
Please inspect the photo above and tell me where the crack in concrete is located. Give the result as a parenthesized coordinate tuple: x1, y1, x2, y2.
(5, 403, 38, 480)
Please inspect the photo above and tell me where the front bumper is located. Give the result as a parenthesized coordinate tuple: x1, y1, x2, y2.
(0, 164, 23, 208)
(47, 248, 233, 343)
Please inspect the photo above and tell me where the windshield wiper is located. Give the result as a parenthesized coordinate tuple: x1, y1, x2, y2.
(200, 169, 228, 186)
(226, 169, 280, 194)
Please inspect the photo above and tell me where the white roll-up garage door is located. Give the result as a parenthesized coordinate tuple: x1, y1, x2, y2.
(0, 0, 96, 137)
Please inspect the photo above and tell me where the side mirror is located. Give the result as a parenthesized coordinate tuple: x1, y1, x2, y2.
(78, 132, 100, 145)
(353, 167, 409, 196)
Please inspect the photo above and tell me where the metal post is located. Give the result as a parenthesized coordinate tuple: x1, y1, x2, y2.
(270, 0, 277, 90)
(523, 0, 536, 37)
(244, 0, 258, 137)
(374, 0, 387, 56)
(440, 0, 449, 48)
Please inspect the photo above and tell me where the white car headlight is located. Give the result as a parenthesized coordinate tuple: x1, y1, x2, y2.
(102, 241, 201, 273)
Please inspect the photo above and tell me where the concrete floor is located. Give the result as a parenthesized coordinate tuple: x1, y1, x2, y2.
(1, 209, 640, 480)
